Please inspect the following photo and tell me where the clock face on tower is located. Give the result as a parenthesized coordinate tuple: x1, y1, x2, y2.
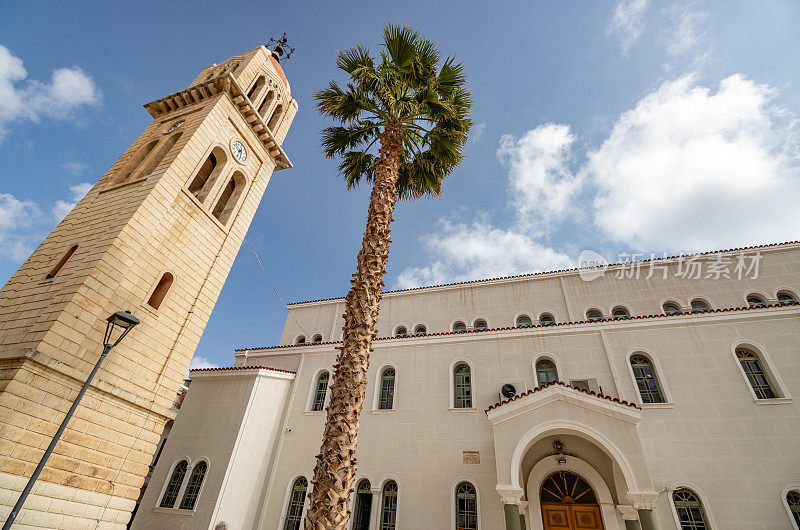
(231, 140, 247, 162)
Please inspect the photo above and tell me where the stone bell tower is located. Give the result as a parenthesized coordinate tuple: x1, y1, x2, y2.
(0, 44, 296, 528)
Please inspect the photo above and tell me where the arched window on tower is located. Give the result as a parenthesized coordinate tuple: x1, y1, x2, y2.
(378, 367, 395, 410)
(46, 245, 78, 279)
(455, 482, 478, 530)
(690, 299, 710, 313)
(379, 481, 398, 530)
(247, 75, 266, 102)
(672, 488, 710, 529)
(268, 103, 284, 130)
(516, 315, 532, 327)
(453, 363, 472, 409)
(258, 90, 275, 118)
(283, 476, 308, 530)
(147, 273, 174, 310)
(736, 347, 777, 399)
(178, 461, 207, 510)
(453, 321, 467, 333)
(159, 460, 188, 508)
(136, 132, 182, 179)
(630, 354, 664, 403)
(211, 171, 246, 225)
(116, 139, 158, 183)
(536, 359, 558, 385)
(311, 372, 330, 412)
(188, 148, 228, 203)
(539, 313, 556, 326)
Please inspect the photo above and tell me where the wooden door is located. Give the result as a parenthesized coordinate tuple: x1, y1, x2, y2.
(541, 504, 603, 530)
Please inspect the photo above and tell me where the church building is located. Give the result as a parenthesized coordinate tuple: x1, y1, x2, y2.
(132, 242, 800, 530)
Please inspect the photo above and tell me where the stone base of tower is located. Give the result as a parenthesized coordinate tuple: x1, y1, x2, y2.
(0, 351, 172, 528)
(0, 472, 134, 528)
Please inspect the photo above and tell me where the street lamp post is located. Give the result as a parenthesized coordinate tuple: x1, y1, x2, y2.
(3, 310, 140, 529)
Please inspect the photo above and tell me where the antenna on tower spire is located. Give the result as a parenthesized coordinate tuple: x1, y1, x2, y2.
(266, 33, 296, 63)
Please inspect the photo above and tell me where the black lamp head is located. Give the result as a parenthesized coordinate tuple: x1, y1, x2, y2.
(104, 310, 140, 349)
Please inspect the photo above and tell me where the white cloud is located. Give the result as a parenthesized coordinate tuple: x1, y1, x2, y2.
(395, 217, 572, 289)
(609, 0, 649, 55)
(588, 74, 800, 251)
(667, 6, 708, 57)
(0, 44, 101, 140)
(187, 355, 220, 377)
(52, 182, 92, 221)
(471, 122, 487, 144)
(497, 124, 582, 226)
(62, 161, 89, 176)
(0, 193, 40, 261)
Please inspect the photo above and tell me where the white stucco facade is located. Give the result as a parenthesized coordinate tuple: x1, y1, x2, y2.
(132, 241, 800, 530)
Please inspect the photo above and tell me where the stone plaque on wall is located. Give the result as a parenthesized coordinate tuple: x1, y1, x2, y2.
(463, 451, 480, 464)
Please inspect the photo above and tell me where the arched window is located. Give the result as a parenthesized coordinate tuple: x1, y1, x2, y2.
(188, 148, 227, 202)
(516, 315, 532, 327)
(746, 294, 766, 308)
(159, 460, 188, 508)
(778, 291, 798, 305)
(455, 482, 478, 530)
(536, 359, 558, 385)
(736, 347, 776, 399)
(612, 306, 630, 319)
(352, 479, 373, 530)
(179, 461, 207, 510)
(395, 326, 407, 337)
(268, 103, 284, 130)
(690, 299, 710, 313)
(586, 309, 603, 321)
(786, 490, 800, 526)
(46, 245, 78, 279)
(312, 334, 322, 343)
(283, 476, 307, 530)
(473, 319, 487, 331)
(379, 480, 398, 530)
(211, 171, 247, 225)
(295, 336, 306, 344)
(453, 363, 472, 409)
(311, 372, 330, 411)
(414, 325, 426, 336)
(246, 75, 266, 102)
(137, 132, 182, 178)
(378, 368, 395, 410)
(258, 90, 275, 118)
(147, 273, 174, 310)
(453, 321, 467, 333)
(672, 488, 709, 529)
(630, 354, 664, 403)
(663, 302, 682, 315)
(117, 139, 158, 183)
(539, 313, 555, 326)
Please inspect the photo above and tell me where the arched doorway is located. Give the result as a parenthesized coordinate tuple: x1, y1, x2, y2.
(540, 471, 604, 530)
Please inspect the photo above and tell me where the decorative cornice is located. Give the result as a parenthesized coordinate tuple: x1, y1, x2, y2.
(143, 74, 292, 170)
(234, 301, 799, 353)
(485, 380, 641, 413)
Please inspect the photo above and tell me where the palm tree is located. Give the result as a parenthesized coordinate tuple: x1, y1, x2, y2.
(305, 24, 472, 528)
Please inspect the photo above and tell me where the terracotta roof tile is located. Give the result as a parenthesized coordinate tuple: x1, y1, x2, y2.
(189, 365, 295, 375)
(485, 380, 641, 413)
(234, 301, 797, 352)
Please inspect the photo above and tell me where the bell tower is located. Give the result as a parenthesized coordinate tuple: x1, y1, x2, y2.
(0, 44, 296, 528)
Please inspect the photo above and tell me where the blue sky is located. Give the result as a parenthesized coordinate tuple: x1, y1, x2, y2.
(1, 1, 799, 368)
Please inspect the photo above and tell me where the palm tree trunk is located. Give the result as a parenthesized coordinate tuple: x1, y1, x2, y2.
(305, 123, 404, 529)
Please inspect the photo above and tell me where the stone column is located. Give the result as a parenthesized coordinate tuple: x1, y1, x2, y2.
(497, 485, 526, 530)
(617, 505, 641, 530)
(632, 492, 660, 530)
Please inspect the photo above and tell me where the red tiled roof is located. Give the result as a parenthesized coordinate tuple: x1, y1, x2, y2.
(287, 240, 800, 306)
(234, 301, 798, 352)
(485, 380, 641, 413)
(189, 365, 296, 375)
